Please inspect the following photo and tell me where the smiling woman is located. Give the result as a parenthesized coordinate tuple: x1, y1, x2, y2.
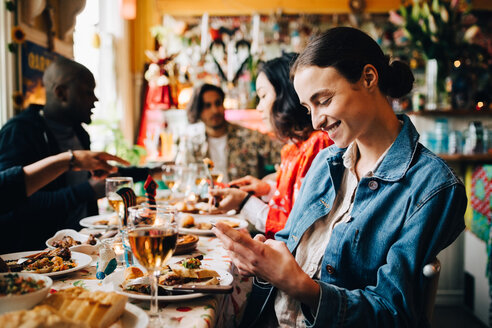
(213, 27, 467, 328)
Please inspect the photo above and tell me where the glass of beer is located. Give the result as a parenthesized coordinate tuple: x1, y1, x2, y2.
(127, 204, 178, 326)
(105, 177, 134, 227)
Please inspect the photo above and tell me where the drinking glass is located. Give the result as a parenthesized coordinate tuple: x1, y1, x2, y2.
(127, 204, 178, 326)
(190, 163, 208, 197)
(210, 170, 224, 184)
(161, 164, 178, 192)
(105, 177, 134, 226)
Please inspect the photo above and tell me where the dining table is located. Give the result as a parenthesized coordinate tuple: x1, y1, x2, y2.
(49, 227, 253, 328)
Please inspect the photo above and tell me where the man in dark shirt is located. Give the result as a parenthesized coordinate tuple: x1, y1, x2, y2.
(0, 58, 148, 253)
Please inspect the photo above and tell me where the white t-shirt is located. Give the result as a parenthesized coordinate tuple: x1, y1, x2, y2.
(208, 135, 229, 183)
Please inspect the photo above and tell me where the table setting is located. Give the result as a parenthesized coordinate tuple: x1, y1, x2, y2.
(0, 172, 252, 328)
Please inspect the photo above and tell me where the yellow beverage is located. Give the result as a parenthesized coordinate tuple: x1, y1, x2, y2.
(195, 178, 206, 186)
(211, 173, 223, 183)
(108, 198, 124, 212)
(165, 180, 175, 189)
(160, 132, 174, 161)
(128, 228, 177, 270)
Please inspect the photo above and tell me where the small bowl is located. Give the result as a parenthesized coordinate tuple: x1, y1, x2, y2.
(174, 234, 199, 255)
(46, 229, 100, 255)
(0, 272, 52, 314)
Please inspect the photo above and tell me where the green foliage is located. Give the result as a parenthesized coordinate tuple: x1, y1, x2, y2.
(5, 1, 16, 12)
(90, 119, 146, 166)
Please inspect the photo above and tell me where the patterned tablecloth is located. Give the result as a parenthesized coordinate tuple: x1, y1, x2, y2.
(51, 235, 252, 328)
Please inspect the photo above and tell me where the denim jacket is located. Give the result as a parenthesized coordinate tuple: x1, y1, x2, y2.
(240, 115, 466, 328)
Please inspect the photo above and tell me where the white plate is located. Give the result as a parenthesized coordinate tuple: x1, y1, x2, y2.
(118, 303, 149, 328)
(102, 269, 233, 302)
(178, 214, 248, 235)
(80, 213, 119, 229)
(0, 251, 93, 277)
(46, 229, 100, 254)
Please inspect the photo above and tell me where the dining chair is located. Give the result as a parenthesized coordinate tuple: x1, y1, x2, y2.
(423, 257, 441, 322)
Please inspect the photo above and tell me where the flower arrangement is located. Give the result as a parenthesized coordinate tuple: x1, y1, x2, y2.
(389, 0, 490, 98)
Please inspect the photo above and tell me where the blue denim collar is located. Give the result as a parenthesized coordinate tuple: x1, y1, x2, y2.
(324, 114, 419, 182)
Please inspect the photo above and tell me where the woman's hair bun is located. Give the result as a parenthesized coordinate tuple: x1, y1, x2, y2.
(385, 60, 415, 98)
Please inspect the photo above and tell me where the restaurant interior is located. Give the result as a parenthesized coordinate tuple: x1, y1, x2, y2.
(0, 0, 491, 327)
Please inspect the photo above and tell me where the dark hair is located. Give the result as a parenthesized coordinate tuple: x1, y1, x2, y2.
(186, 83, 225, 124)
(291, 27, 414, 98)
(259, 53, 313, 141)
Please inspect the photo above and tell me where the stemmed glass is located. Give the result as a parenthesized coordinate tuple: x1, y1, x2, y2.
(127, 204, 178, 326)
(161, 165, 178, 192)
(105, 177, 134, 227)
(190, 163, 208, 198)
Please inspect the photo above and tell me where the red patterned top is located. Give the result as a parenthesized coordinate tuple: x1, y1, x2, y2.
(265, 131, 333, 238)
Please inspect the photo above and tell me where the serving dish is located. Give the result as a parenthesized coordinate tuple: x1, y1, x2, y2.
(46, 229, 99, 254)
(0, 272, 52, 314)
(174, 234, 199, 255)
(102, 268, 233, 302)
(80, 213, 119, 229)
(178, 214, 247, 236)
(0, 251, 92, 277)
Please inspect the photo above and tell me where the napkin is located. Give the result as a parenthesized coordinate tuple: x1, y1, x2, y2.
(143, 174, 157, 205)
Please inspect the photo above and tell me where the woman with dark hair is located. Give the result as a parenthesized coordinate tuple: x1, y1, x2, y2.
(213, 27, 466, 327)
(210, 53, 332, 238)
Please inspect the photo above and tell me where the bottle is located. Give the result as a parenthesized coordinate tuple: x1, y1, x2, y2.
(448, 131, 462, 155)
(464, 121, 484, 154)
(434, 119, 449, 154)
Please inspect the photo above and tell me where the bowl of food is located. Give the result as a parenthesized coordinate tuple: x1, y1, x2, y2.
(174, 234, 199, 255)
(0, 272, 52, 314)
(46, 229, 99, 254)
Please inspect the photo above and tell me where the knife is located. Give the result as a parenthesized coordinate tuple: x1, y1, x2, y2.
(161, 284, 233, 294)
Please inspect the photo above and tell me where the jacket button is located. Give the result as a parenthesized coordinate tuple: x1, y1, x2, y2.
(368, 180, 378, 190)
(326, 265, 335, 274)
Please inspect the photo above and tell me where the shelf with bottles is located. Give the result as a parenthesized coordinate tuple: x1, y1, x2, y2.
(397, 108, 492, 117)
(438, 153, 492, 163)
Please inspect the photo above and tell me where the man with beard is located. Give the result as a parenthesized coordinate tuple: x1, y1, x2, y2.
(186, 83, 280, 182)
(0, 58, 150, 252)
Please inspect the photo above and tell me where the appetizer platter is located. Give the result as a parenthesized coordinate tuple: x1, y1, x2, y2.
(179, 214, 248, 235)
(45, 229, 99, 254)
(0, 248, 92, 277)
(103, 256, 233, 301)
(80, 213, 119, 229)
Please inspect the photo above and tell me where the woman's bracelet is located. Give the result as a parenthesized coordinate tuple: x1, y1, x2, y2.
(237, 191, 253, 212)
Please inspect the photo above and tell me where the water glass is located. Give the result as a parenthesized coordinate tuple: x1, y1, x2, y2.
(105, 177, 134, 224)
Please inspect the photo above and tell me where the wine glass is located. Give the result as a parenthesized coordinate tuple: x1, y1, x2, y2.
(161, 164, 178, 192)
(105, 177, 134, 228)
(190, 163, 208, 198)
(127, 204, 178, 326)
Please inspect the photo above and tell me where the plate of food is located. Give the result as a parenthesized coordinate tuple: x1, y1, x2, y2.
(45, 229, 99, 254)
(178, 214, 247, 235)
(0, 286, 148, 328)
(102, 256, 233, 301)
(0, 248, 92, 277)
(80, 213, 119, 229)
